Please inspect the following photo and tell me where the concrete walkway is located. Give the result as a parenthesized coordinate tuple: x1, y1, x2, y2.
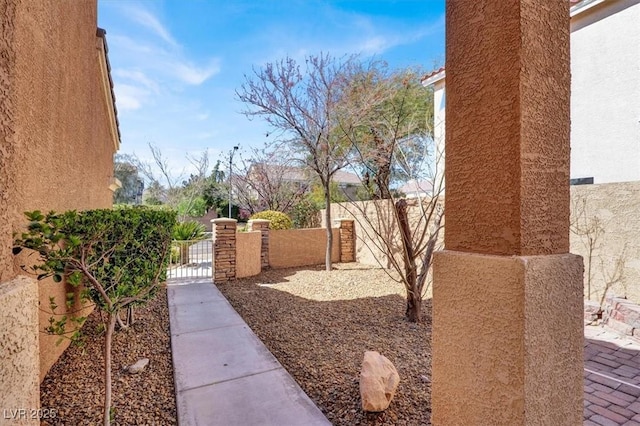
(167, 278, 330, 426)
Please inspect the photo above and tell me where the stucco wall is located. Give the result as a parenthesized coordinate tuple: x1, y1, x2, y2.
(433, 251, 583, 425)
(0, 0, 18, 285)
(0, 276, 40, 425)
(571, 181, 640, 304)
(269, 228, 340, 269)
(0, 0, 117, 381)
(571, 0, 640, 183)
(236, 231, 262, 278)
(327, 199, 444, 271)
(327, 181, 640, 304)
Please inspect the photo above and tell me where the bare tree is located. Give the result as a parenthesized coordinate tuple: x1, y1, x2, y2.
(132, 143, 211, 221)
(233, 145, 309, 214)
(571, 194, 628, 309)
(336, 66, 442, 322)
(237, 54, 356, 271)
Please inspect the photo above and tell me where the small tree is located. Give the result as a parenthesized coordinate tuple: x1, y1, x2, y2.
(133, 143, 212, 221)
(337, 66, 441, 322)
(237, 53, 356, 271)
(571, 194, 627, 308)
(233, 145, 309, 215)
(14, 207, 176, 425)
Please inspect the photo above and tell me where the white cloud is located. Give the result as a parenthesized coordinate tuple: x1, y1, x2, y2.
(358, 36, 390, 55)
(113, 69, 160, 94)
(126, 7, 179, 48)
(170, 59, 221, 85)
(114, 84, 146, 110)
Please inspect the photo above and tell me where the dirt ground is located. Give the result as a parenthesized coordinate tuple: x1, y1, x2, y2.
(40, 289, 177, 425)
(217, 263, 433, 426)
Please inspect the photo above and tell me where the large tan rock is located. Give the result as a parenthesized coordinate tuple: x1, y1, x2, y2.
(359, 351, 400, 412)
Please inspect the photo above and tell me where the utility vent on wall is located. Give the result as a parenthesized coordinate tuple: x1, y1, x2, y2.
(570, 177, 594, 185)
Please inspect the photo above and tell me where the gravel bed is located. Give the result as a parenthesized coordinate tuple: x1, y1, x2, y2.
(217, 263, 432, 425)
(40, 288, 177, 425)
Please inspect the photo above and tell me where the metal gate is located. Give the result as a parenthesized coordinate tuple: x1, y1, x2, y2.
(167, 232, 213, 279)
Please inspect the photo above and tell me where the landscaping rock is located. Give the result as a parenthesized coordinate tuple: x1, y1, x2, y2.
(128, 358, 150, 374)
(359, 351, 400, 412)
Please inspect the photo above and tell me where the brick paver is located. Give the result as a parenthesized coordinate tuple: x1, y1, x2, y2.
(585, 326, 640, 425)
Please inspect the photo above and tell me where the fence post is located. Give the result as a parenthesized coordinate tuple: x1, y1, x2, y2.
(248, 219, 270, 271)
(334, 218, 355, 263)
(211, 218, 237, 282)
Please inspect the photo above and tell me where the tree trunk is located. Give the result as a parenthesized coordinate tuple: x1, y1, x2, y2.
(325, 183, 333, 271)
(103, 312, 117, 426)
(405, 290, 422, 323)
(396, 199, 420, 323)
(180, 243, 189, 265)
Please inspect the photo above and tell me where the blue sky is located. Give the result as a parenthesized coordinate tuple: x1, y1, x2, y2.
(98, 0, 445, 175)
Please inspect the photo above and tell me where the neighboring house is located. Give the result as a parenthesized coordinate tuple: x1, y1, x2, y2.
(422, 0, 640, 185)
(1, 1, 120, 410)
(398, 179, 433, 199)
(243, 163, 362, 208)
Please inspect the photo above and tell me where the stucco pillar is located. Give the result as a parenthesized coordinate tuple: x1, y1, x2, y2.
(0, 276, 40, 424)
(432, 1, 583, 425)
(212, 218, 237, 283)
(334, 219, 355, 263)
(247, 219, 270, 270)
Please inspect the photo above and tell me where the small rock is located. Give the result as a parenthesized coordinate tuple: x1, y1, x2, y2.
(420, 375, 431, 383)
(127, 358, 150, 374)
(359, 351, 400, 412)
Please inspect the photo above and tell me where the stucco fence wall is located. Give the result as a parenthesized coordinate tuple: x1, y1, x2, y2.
(326, 182, 640, 304)
(269, 228, 340, 269)
(236, 231, 262, 278)
(570, 181, 640, 304)
(213, 219, 353, 282)
(326, 199, 445, 270)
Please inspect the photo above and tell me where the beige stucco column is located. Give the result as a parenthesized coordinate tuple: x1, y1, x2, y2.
(0, 276, 40, 424)
(432, 1, 583, 425)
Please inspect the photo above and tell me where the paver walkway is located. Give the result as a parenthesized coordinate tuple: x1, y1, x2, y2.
(167, 278, 330, 426)
(585, 326, 640, 425)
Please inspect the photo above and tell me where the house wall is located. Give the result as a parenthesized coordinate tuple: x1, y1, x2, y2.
(426, 1, 640, 185)
(236, 231, 262, 278)
(269, 228, 340, 269)
(0, 0, 117, 390)
(570, 0, 640, 184)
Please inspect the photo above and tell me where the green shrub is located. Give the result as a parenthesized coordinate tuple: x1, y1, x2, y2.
(14, 206, 176, 424)
(173, 220, 206, 241)
(250, 210, 293, 230)
(290, 198, 321, 228)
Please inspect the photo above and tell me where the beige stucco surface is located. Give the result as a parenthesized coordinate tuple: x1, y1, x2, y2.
(444, 0, 571, 257)
(269, 228, 340, 269)
(328, 199, 444, 271)
(433, 251, 583, 425)
(236, 231, 262, 278)
(570, 181, 640, 303)
(0, 276, 40, 424)
(1, 0, 116, 380)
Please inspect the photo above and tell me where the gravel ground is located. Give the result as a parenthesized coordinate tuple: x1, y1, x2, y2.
(40, 288, 177, 425)
(217, 263, 432, 425)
